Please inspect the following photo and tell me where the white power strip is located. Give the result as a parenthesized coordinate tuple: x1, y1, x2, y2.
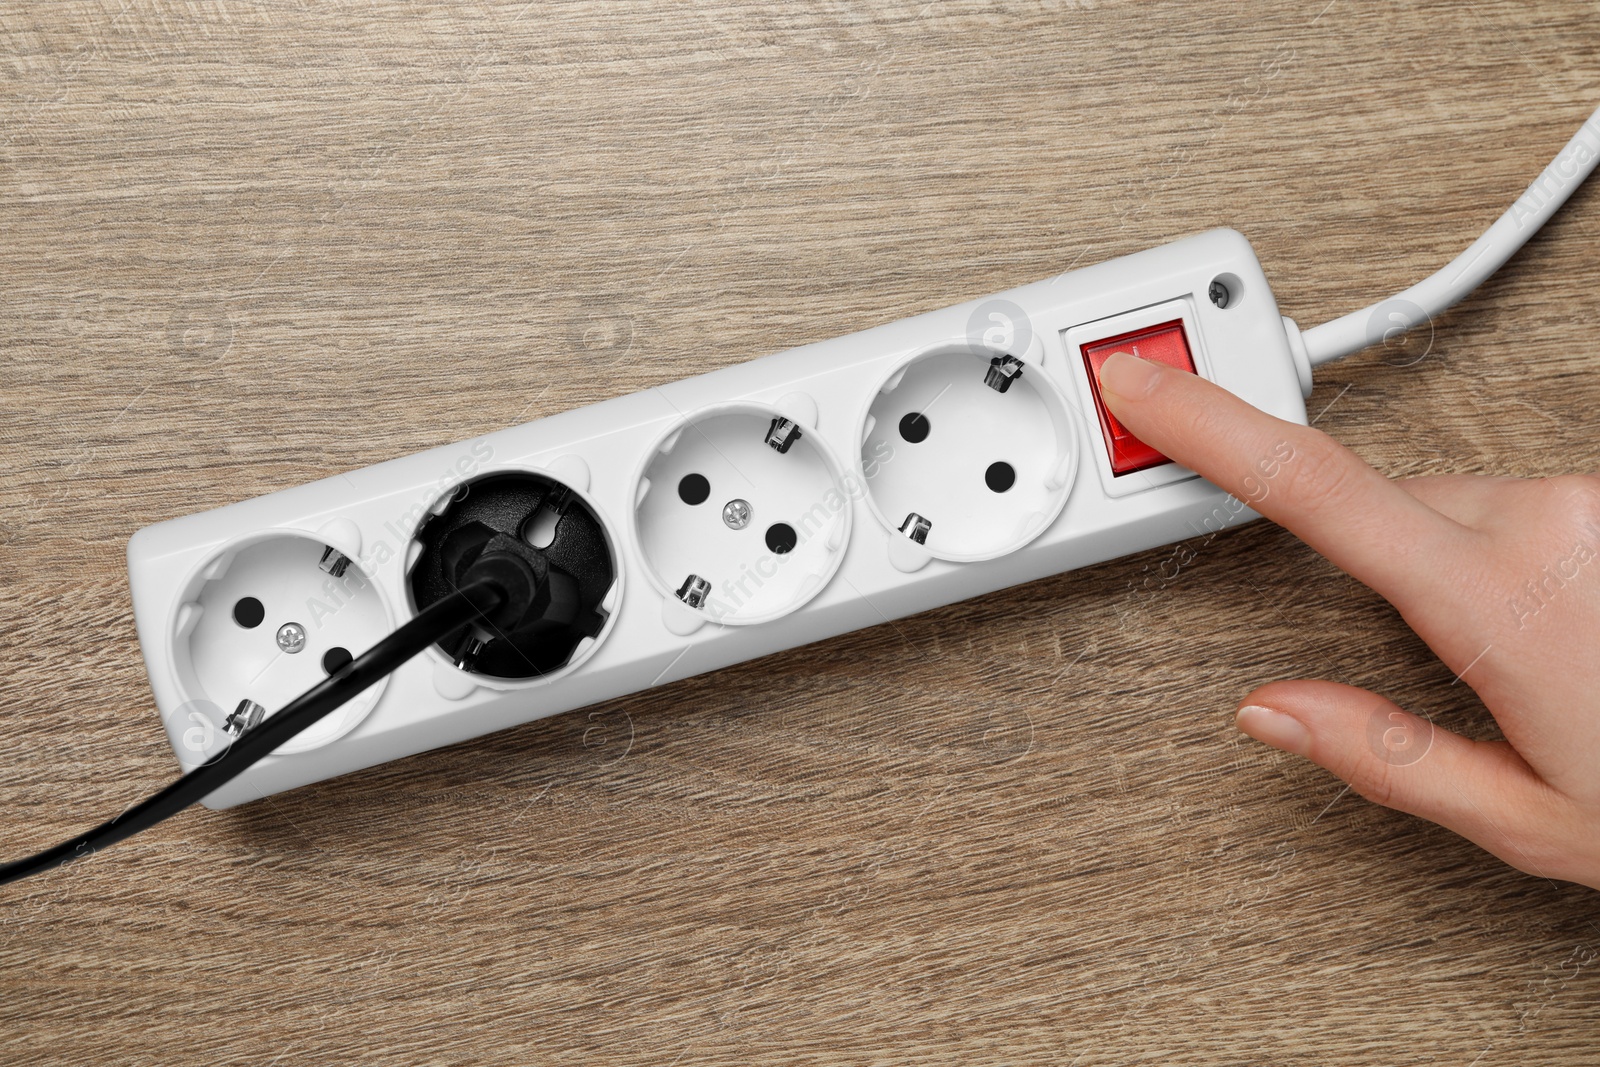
(127, 228, 1309, 808)
(3, 104, 1586, 886)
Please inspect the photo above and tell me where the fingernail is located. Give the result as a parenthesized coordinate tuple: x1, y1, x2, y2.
(1236, 705, 1312, 758)
(1098, 350, 1163, 400)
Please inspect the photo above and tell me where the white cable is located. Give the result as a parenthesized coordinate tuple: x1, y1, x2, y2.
(1302, 104, 1600, 368)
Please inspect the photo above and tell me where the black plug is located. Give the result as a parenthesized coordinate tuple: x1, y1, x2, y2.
(443, 522, 581, 634)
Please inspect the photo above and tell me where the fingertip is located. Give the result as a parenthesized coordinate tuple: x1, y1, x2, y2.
(1235, 703, 1313, 758)
(1097, 350, 1165, 403)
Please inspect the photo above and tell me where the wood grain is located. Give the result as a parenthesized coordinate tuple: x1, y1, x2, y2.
(2, 2, 1598, 1064)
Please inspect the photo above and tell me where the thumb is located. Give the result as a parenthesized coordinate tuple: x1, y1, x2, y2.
(1234, 680, 1574, 880)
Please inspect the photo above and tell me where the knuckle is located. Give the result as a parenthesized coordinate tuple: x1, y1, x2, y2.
(1351, 759, 1405, 810)
(1274, 434, 1362, 518)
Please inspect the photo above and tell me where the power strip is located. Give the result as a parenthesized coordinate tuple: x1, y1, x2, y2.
(2, 104, 1584, 884)
(127, 228, 1309, 808)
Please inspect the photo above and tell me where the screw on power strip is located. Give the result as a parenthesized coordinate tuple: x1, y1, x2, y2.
(721, 498, 753, 530)
(276, 622, 308, 654)
(1209, 277, 1232, 308)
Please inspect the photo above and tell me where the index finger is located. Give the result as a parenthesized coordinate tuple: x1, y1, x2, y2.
(1096, 350, 1468, 600)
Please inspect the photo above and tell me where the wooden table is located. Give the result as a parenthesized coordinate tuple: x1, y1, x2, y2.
(3, 3, 1597, 1063)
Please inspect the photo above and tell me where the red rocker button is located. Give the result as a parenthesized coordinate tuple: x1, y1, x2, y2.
(1080, 319, 1196, 475)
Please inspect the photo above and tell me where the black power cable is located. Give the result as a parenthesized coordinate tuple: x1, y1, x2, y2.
(0, 575, 509, 887)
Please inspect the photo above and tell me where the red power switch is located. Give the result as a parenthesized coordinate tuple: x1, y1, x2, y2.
(1080, 319, 1196, 475)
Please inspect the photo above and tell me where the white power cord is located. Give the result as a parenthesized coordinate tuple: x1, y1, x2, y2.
(1301, 104, 1600, 368)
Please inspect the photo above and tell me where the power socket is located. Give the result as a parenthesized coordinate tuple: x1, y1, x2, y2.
(127, 228, 1310, 808)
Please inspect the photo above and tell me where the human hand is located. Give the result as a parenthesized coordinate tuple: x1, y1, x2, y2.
(1097, 350, 1600, 890)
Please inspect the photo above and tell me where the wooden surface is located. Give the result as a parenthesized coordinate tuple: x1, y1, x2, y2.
(2, 2, 1598, 1064)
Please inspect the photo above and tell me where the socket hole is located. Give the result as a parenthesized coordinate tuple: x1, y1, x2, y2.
(764, 522, 798, 555)
(899, 412, 931, 443)
(322, 647, 353, 675)
(678, 473, 711, 505)
(233, 596, 265, 629)
(985, 461, 1016, 493)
